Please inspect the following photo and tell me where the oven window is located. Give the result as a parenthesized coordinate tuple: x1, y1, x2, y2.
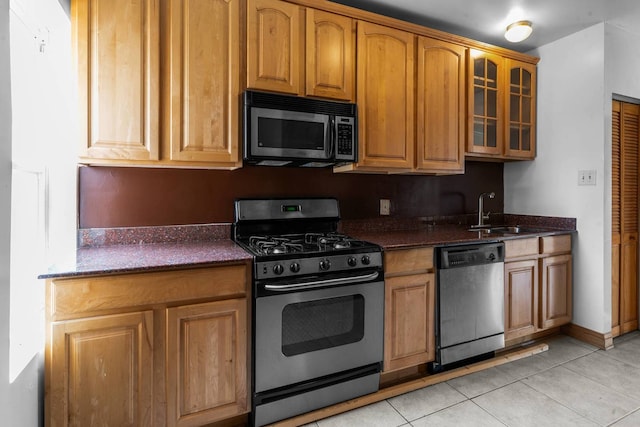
(258, 117, 325, 150)
(281, 295, 365, 356)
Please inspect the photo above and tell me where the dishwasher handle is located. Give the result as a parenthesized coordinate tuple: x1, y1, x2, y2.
(437, 242, 505, 269)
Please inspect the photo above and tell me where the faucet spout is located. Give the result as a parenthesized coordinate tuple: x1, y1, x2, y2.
(473, 192, 495, 228)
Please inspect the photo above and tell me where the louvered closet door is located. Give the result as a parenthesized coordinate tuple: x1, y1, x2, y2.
(612, 100, 640, 336)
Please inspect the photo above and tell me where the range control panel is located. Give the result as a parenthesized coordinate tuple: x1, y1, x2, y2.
(255, 251, 383, 280)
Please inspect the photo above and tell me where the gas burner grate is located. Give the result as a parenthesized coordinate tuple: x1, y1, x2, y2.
(241, 232, 372, 257)
(304, 232, 356, 250)
(248, 235, 305, 255)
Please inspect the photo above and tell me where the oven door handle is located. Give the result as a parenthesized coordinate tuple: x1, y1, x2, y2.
(263, 271, 380, 292)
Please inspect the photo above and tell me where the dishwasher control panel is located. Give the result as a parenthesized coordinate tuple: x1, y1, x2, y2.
(437, 242, 505, 269)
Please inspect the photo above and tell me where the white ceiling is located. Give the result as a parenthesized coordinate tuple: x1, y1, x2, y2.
(333, 0, 640, 52)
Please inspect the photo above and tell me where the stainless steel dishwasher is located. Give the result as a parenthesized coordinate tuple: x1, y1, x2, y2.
(432, 241, 505, 371)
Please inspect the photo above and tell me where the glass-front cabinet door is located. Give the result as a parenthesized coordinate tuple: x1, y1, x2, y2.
(468, 51, 503, 156)
(505, 59, 536, 159)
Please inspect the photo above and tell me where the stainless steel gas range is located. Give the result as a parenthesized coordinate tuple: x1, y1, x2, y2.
(232, 198, 384, 427)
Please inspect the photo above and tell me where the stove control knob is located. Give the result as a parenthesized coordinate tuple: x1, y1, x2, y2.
(290, 262, 300, 273)
(361, 255, 371, 265)
(347, 256, 358, 267)
(319, 259, 331, 271)
(273, 264, 284, 275)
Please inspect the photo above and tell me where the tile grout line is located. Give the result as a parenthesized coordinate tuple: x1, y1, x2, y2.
(517, 354, 640, 426)
(383, 399, 411, 426)
(606, 406, 640, 427)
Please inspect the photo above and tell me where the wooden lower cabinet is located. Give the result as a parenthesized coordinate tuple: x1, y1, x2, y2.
(540, 254, 572, 329)
(383, 247, 435, 372)
(50, 311, 155, 426)
(45, 264, 250, 427)
(504, 259, 538, 340)
(166, 299, 247, 427)
(504, 235, 572, 343)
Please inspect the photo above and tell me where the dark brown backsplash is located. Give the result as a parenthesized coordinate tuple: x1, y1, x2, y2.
(78, 160, 503, 228)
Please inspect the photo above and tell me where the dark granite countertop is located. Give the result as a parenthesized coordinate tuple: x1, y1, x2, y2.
(39, 224, 252, 279)
(40, 215, 576, 279)
(349, 224, 574, 250)
(39, 240, 252, 279)
(343, 214, 576, 249)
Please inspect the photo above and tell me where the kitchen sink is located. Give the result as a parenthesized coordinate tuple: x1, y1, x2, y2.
(468, 225, 545, 235)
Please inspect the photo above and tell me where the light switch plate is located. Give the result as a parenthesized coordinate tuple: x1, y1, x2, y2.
(380, 199, 390, 215)
(578, 170, 597, 186)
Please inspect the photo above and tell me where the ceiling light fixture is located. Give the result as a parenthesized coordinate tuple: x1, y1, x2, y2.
(504, 20, 533, 43)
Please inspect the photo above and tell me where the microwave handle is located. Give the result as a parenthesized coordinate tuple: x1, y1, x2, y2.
(328, 116, 335, 158)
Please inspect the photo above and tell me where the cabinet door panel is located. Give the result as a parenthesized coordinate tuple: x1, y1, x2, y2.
(505, 260, 538, 340)
(306, 9, 354, 101)
(166, 0, 241, 164)
(540, 254, 572, 329)
(167, 299, 248, 426)
(468, 51, 503, 156)
(357, 21, 415, 169)
(384, 273, 435, 372)
(75, 0, 160, 161)
(416, 37, 466, 173)
(247, 0, 302, 94)
(504, 59, 536, 159)
(50, 311, 154, 427)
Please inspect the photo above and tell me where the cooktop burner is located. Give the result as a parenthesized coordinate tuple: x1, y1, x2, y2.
(244, 232, 367, 256)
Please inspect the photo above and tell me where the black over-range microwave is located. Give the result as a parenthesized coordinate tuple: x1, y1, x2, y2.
(243, 90, 357, 167)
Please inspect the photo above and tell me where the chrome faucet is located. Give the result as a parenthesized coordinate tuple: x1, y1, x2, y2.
(472, 192, 495, 228)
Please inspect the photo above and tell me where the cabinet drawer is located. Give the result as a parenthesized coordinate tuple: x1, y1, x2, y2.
(540, 234, 572, 254)
(49, 264, 248, 320)
(504, 237, 539, 259)
(385, 247, 434, 275)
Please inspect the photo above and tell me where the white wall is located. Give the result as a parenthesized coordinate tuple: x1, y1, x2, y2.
(504, 23, 608, 333)
(1, 0, 75, 424)
(1, 0, 13, 421)
(506, 18, 640, 335)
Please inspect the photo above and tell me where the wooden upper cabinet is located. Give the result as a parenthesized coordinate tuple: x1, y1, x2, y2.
(467, 51, 537, 160)
(305, 9, 355, 101)
(247, 0, 303, 95)
(468, 50, 503, 156)
(416, 37, 466, 173)
(355, 21, 415, 170)
(74, 0, 160, 161)
(73, 0, 242, 168)
(246, 1, 355, 100)
(504, 59, 536, 159)
(165, 0, 241, 165)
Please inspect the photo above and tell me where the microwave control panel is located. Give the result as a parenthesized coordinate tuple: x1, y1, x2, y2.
(335, 116, 356, 161)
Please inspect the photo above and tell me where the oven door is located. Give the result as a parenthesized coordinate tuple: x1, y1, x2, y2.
(248, 107, 332, 161)
(254, 271, 384, 393)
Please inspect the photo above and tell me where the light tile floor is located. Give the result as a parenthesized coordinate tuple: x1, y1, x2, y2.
(306, 332, 640, 427)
